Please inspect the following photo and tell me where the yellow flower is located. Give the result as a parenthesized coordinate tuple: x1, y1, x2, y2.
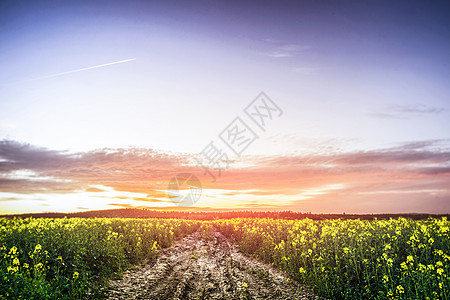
(387, 258, 394, 267)
(73, 271, 79, 279)
(428, 238, 434, 245)
(439, 283, 443, 289)
(382, 275, 389, 283)
(406, 255, 414, 263)
(57, 256, 62, 261)
(13, 258, 19, 265)
(34, 244, 42, 252)
(7, 266, 18, 273)
(23, 263, 29, 268)
(401, 262, 408, 270)
(396, 285, 404, 294)
(151, 241, 158, 251)
(418, 263, 426, 273)
(9, 246, 17, 255)
(437, 268, 444, 276)
(299, 267, 306, 274)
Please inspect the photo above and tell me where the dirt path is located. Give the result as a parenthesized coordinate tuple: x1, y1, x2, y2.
(106, 229, 319, 300)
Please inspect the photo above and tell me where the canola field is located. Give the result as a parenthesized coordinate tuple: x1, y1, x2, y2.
(0, 218, 199, 299)
(1, 216, 449, 299)
(215, 217, 449, 299)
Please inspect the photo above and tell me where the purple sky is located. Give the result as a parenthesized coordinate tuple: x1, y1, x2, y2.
(0, 0, 449, 214)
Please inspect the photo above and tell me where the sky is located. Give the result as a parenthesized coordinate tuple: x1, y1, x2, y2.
(0, 0, 449, 214)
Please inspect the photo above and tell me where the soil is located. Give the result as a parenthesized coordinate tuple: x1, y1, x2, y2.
(106, 229, 320, 300)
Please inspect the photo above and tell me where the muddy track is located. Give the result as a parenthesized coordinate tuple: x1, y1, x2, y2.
(106, 229, 319, 300)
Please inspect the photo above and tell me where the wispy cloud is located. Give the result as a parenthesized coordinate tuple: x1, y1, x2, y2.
(390, 104, 446, 114)
(292, 67, 320, 75)
(367, 113, 408, 120)
(1, 139, 449, 213)
(370, 104, 447, 119)
(263, 39, 311, 58)
(0, 140, 192, 194)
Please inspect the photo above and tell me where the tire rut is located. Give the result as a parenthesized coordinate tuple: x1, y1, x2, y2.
(107, 229, 319, 300)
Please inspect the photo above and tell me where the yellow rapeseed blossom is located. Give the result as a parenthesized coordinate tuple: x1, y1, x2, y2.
(7, 266, 18, 273)
(387, 258, 394, 267)
(418, 264, 426, 273)
(151, 241, 158, 251)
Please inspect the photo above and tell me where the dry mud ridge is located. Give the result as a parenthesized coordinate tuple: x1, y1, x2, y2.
(106, 229, 319, 300)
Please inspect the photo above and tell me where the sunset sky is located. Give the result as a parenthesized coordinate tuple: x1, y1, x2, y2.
(1, 0, 449, 214)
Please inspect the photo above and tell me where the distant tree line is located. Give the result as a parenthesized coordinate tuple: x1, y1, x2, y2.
(2, 208, 448, 220)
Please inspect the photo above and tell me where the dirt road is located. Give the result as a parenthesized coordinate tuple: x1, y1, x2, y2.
(106, 229, 319, 300)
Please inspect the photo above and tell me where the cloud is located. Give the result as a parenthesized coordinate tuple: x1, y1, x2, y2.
(0, 140, 72, 171)
(0, 139, 193, 194)
(85, 187, 105, 192)
(0, 178, 82, 194)
(292, 67, 320, 75)
(367, 113, 408, 120)
(267, 52, 293, 58)
(263, 39, 311, 58)
(389, 140, 447, 151)
(0, 197, 23, 202)
(369, 104, 447, 119)
(1, 139, 449, 213)
(390, 104, 446, 114)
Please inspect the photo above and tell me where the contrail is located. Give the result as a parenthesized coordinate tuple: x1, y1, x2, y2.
(31, 58, 136, 81)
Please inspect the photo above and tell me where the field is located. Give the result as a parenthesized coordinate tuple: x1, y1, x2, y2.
(0, 216, 449, 299)
(0, 218, 200, 298)
(214, 217, 450, 299)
